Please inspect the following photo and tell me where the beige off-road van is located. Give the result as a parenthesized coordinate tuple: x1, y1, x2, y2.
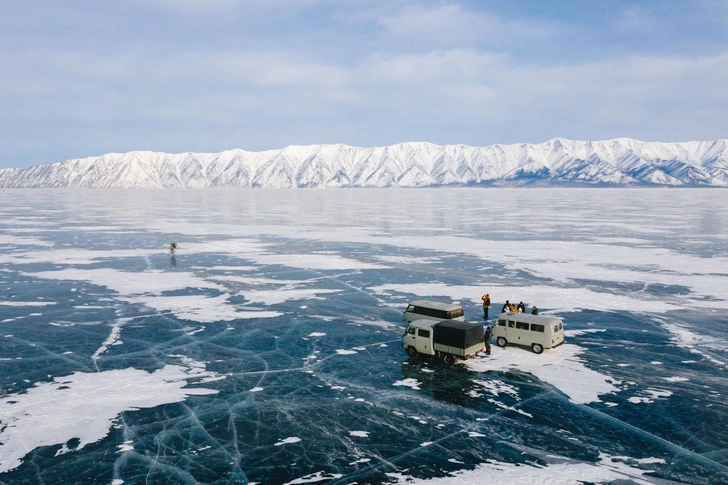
(403, 300, 466, 324)
(492, 313, 564, 354)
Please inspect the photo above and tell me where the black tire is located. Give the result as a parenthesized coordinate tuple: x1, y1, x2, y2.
(442, 354, 456, 365)
(407, 346, 418, 357)
(497, 337, 508, 348)
(531, 343, 544, 354)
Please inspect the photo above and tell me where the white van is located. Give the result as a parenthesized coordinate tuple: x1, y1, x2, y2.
(492, 313, 564, 354)
(403, 300, 466, 324)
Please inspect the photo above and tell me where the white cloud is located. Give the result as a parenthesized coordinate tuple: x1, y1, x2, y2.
(1, 1, 727, 167)
(376, 3, 551, 48)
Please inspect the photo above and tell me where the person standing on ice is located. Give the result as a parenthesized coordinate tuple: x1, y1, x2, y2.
(502, 300, 511, 313)
(531, 306, 538, 315)
(517, 301, 526, 313)
(484, 326, 492, 355)
(481, 293, 491, 320)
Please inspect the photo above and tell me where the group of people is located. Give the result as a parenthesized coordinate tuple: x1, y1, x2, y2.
(480, 293, 539, 357)
(501, 299, 538, 315)
(480, 293, 538, 320)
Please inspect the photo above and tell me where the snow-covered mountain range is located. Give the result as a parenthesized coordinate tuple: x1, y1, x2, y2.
(1, 138, 727, 188)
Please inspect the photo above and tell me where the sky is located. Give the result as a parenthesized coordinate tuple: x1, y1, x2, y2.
(1, 0, 727, 169)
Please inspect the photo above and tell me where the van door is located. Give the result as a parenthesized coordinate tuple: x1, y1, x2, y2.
(415, 328, 433, 355)
(403, 325, 417, 347)
(514, 320, 528, 343)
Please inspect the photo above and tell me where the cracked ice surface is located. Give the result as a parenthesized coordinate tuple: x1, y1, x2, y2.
(0, 188, 727, 484)
(0, 357, 220, 474)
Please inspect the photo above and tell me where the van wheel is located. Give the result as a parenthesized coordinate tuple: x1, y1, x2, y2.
(443, 354, 456, 365)
(407, 346, 418, 357)
(497, 337, 508, 348)
(531, 343, 544, 354)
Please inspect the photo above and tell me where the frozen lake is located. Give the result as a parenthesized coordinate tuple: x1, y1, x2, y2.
(0, 188, 727, 485)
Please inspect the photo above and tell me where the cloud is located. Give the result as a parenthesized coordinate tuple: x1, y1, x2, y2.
(376, 3, 551, 49)
(1, 1, 727, 167)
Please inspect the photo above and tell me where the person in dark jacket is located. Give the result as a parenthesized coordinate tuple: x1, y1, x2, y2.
(484, 326, 492, 355)
(501, 300, 510, 313)
(531, 306, 538, 315)
(517, 301, 525, 313)
(481, 293, 491, 319)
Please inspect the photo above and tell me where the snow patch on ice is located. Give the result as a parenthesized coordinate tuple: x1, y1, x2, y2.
(387, 452, 664, 484)
(466, 344, 619, 404)
(275, 437, 302, 446)
(0, 301, 57, 307)
(393, 378, 421, 390)
(282, 471, 343, 484)
(368, 282, 678, 314)
(0, 357, 221, 474)
(564, 328, 606, 337)
(119, 293, 281, 323)
(242, 253, 387, 271)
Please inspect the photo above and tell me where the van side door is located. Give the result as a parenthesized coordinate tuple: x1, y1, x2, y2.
(415, 328, 433, 355)
(494, 318, 507, 339)
(514, 320, 528, 342)
(403, 325, 417, 347)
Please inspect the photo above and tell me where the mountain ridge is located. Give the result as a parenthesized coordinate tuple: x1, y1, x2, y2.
(1, 138, 727, 188)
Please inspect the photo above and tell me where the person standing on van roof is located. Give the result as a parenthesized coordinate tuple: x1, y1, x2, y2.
(517, 301, 526, 313)
(531, 306, 538, 315)
(501, 300, 510, 313)
(481, 293, 491, 319)
(484, 326, 492, 355)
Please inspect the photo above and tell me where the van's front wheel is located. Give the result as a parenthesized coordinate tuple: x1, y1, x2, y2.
(442, 354, 456, 365)
(531, 343, 544, 354)
(497, 337, 508, 348)
(407, 346, 418, 357)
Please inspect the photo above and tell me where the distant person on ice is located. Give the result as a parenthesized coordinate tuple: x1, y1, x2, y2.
(531, 306, 538, 315)
(481, 293, 491, 319)
(502, 300, 510, 313)
(517, 301, 526, 313)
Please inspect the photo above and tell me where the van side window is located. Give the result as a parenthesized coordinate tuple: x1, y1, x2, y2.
(497, 320, 506, 326)
(407, 327, 416, 335)
(417, 329, 431, 338)
(558, 323, 563, 331)
(508, 321, 515, 328)
(449, 309, 464, 318)
(407, 305, 415, 312)
(516, 322, 529, 330)
(553, 325, 559, 333)
(531, 324, 545, 332)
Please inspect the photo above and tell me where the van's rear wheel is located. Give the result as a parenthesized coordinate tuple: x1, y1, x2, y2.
(497, 337, 508, 348)
(442, 354, 456, 365)
(531, 343, 544, 354)
(407, 346, 418, 357)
